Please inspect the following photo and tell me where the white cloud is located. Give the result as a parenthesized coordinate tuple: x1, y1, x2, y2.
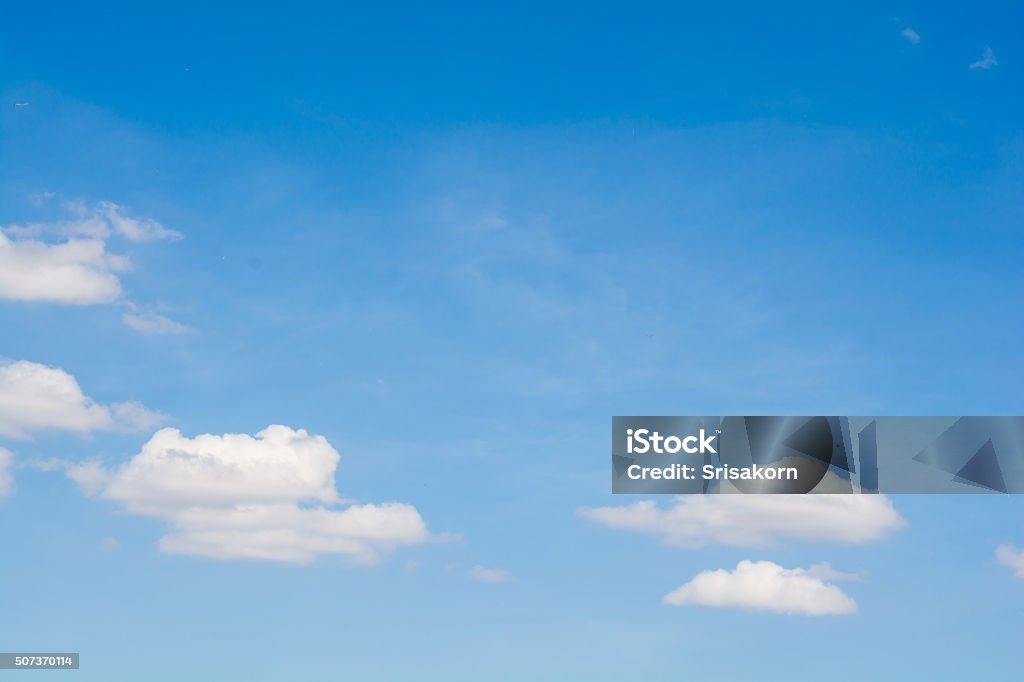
(13, 199, 182, 242)
(577, 495, 905, 548)
(0, 232, 129, 304)
(65, 460, 114, 496)
(663, 560, 858, 615)
(970, 47, 998, 70)
(0, 199, 180, 305)
(805, 562, 861, 583)
(0, 360, 167, 439)
(995, 545, 1024, 578)
(109, 401, 170, 431)
(74, 425, 437, 564)
(0, 447, 13, 496)
(103, 426, 343, 513)
(98, 201, 182, 242)
(901, 28, 921, 44)
(467, 565, 513, 583)
(122, 311, 191, 335)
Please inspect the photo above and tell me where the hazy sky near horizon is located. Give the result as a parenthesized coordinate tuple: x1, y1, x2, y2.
(1, 3, 1023, 680)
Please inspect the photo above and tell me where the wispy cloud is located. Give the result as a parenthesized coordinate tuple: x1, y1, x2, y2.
(122, 310, 191, 335)
(7, 198, 181, 242)
(901, 28, 921, 45)
(970, 47, 998, 70)
(467, 565, 513, 583)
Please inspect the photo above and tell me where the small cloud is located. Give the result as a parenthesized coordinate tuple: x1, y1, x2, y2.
(663, 560, 858, 616)
(23, 457, 65, 472)
(0, 231, 130, 304)
(970, 47, 998, 70)
(468, 565, 513, 583)
(110, 401, 169, 431)
(0, 360, 167, 438)
(901, 28, 921, 44)
(0, 198, 182, 306)
(99, 201, 182, 242)
(996, 545, 1024, 578)
(403, 559, 421, 575)
(28, 191, 55, 208)
(122, 311, 190, 335)
(0, 447, 13, 496)
(101, 536, 119, 550)
(806, 562, 861, 583)
(65, 459, 113, 496)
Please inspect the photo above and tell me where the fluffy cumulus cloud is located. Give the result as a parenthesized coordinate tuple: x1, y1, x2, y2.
(74, 425, 436, 564)
(577, 495, 905, 548)
(0, 198, 180, 306)
(467, 565, 513, 583)
(0, 360, 166, 439)
(995, 545, 1024, 578)
(0, 447, 13, 496)
(0, 231, 130, 304)
(663, 560, 858, 615)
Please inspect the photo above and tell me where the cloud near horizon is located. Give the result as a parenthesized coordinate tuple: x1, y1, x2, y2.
(69, 425, 439, 564)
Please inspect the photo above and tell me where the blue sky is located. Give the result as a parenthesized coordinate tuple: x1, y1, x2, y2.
(1, 2, 1022, 680)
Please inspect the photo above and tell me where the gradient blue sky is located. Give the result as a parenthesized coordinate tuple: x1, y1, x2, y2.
(1, 2, 1023, 680)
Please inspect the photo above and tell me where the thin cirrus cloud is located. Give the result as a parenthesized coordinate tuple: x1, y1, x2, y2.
(122, 310, 191, 335)
(995, 545, 1024, 578)
(0, 360, 167, 439)
(663, 560, 859, 616)
(577, 495, 906, 548)
(970, 47, 998, 70)
(467, 565, 513, 583)
(68, 425, 441, 564)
